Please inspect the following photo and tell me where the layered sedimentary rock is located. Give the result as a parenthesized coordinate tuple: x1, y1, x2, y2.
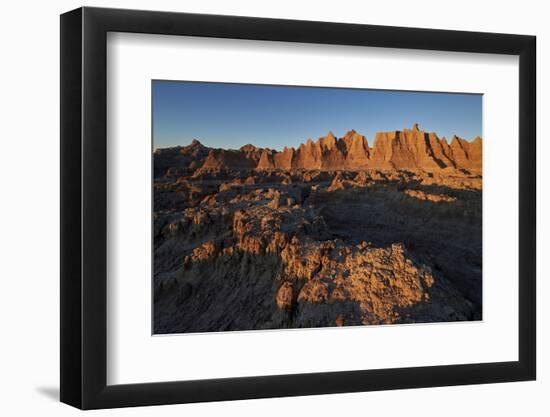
(153, 125, 483, 334)
(198, 148, 257, 172)
(257, 149, 276, 170)
(153, 139, 209, 177)
(342, 130, 370, 169)
(238, 144, 264, 163)
(266, 123, 481, 173)
(449, 135, 482, 174)
(154, 124, 482, 178)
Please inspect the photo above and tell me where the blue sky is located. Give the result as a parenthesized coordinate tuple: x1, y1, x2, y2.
(152, 80, 482, 151)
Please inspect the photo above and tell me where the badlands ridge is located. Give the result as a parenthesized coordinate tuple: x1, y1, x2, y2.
(155, 123, 481, 176)
(153, 124, 482, 333)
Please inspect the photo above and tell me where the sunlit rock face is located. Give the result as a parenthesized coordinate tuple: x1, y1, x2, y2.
(154, 125, 482, 178)
(153, 126, 482, 334)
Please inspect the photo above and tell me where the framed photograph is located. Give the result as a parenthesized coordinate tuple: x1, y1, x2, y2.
(60, 6, 536, 409)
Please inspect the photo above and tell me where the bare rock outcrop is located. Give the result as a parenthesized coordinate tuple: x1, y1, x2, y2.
(197, 148, 257, 173)
(153, 126, 482, 334)
(153, 139, 209, 177)
(154, 165, 481, 333)
(253, 124, 482, 173)
(154, 125, 482, 176)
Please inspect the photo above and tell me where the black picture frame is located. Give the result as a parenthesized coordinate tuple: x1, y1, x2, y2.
(60, 6, 536, 410)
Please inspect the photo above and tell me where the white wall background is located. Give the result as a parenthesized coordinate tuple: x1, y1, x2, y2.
(0, 0, 546, 415)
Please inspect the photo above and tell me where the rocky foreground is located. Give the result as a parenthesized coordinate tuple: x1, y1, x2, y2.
(153, 125, 482, 334)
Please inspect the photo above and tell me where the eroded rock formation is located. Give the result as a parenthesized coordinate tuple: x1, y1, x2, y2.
(153, 131, 482, 333)
(154, 125, 482, 179)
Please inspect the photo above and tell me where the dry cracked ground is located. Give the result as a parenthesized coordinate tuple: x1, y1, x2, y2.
(153, 162, 481, 334)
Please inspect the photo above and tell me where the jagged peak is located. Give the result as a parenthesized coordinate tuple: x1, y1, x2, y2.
(344, 129, 367, 143)
(318, 131, 337, 149)
(240, 144, 257, 152)
(176, 126, 481, 174)
(451, 136, 474, 155)
(190, 138, 203, 146)
(373, 129, 398, 141)
(282, 146, 294, 153)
